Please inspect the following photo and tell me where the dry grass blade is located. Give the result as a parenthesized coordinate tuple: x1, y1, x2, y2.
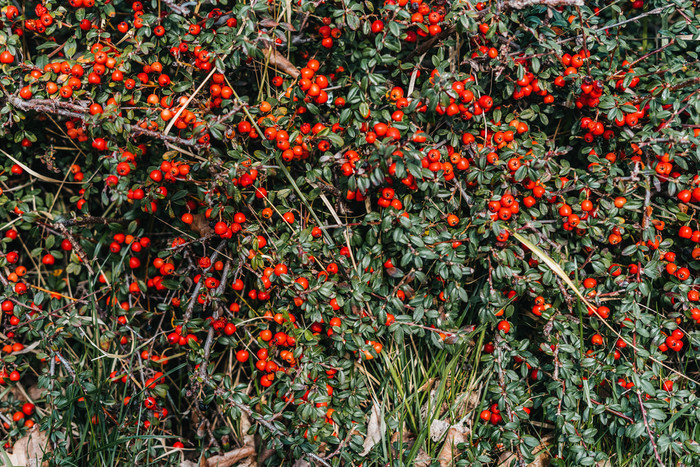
(0, 147, 83, 185)
(508, 228, 700, 386)
(163, 67, 217, 137)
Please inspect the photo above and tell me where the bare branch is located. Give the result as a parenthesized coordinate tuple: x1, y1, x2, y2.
(57, 216, 129, 227)
(55, 223, 94, 276)
(8, 97, 202, 147)
(205, 446, 255, 467)
(505, 0, 582, 8)
(183, 240, 227, 323)
(198, 260, 233, 381)
(162, 0, 190, 15)
(636, 390, 666, 467)
(9, 96, 86, 120)
(129, 125, 200, 147)
(203, 376, 332, 467)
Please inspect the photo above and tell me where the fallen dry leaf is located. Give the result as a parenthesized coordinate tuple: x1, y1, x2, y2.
(414, 448, 433, 467)
(497, 434, 553, 467)
(430, 419, 451, 442)
(437, 426, 468, 467)
(240, 412, 254, 444)
(360, 400, 385, 456)
(389, 429, 414, 445)
(417, 377, 436, 393)
(6, 426, 52, 467)
(263, 47, 300, 79)
(26, 385, 47, 401)
(190, 213, 214, 237)
(454, 388, 481, 419)
(259, 18, 279, 28)
(497, 452, 517, 467)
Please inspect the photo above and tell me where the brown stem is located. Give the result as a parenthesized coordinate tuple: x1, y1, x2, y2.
(204, 446, 256, 467)
(636, 390, 666, 467)
(506, 0, 582, 7)
(183, 240, 227, 323)
(633, 330, 666, 467)
(198, 260, 233, 382)
(58, 216, 129, 227)
(54, 352, 76, 380)
(161, 0, 190, 15)
(658, 90, 699, 131)
(494, 335, 526, 466)
(594, 5, 674, 34)
(626, 40, 675, 71)
(130, 125, 200, 147)
(10, 96, 87, 120)
(203, 375, 332, 467)
(590, 400, 633, 424)
(8, 97, 202, 147)
(641, 173, 652, 231)
(55, 223, 94, 276)
(670, 76, 700, 92)
(406, 24, 457, 61)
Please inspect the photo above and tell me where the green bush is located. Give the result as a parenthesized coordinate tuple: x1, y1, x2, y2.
(0, 0, 700, 465)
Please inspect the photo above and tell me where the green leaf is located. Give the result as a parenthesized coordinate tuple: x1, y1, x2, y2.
(65, 39, 77, 58)
(347, 12, 360, 31)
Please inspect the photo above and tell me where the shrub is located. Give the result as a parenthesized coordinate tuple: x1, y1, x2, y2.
(0, 0, 700, 465)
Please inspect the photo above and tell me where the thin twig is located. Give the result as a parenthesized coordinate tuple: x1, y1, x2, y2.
(130, 125, 200, 146)
(594, 5, 674, 34)
(57, 216, 128, 227)
(198, 260, 233, 381)
(55, 223, 94, 276)
(161, 0, 190, 15)
(183, 240, 227, 323)
(506, 0, 582, 8)
(495, 334, 527, 466)
(54, 352, 76, 380)
(8, 97, 202, 147)
(636, 390, 666, 467)
(202, 375, 332, 467)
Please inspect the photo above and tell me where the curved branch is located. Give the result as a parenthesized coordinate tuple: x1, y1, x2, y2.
(8, 96, 202, 147)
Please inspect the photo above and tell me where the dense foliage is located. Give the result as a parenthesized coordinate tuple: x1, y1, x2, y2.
(1, 0, 700, 465)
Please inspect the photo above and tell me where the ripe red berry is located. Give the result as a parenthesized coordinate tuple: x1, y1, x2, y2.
(497, 320, 510, 333)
